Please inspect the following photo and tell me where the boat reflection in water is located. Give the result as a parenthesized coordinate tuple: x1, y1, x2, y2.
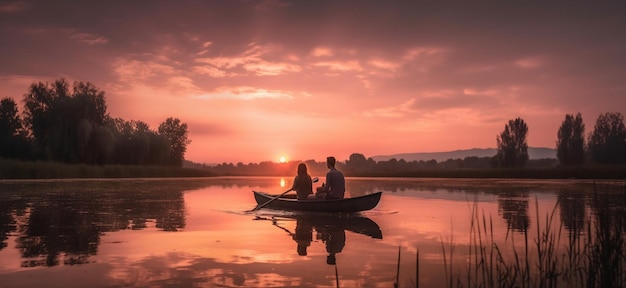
(256, 213, 382, 265)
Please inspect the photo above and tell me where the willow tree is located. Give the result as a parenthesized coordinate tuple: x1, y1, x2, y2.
(556, 113, 585, 166)
(495, 117, 529, 168)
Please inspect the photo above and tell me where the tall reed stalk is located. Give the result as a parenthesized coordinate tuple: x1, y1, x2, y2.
(441, 184, 625, 288)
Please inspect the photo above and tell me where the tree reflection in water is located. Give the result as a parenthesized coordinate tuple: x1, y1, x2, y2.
(0, 178, 623, 287)
(0, 180, 187, 267)
(497, 189, 530, 232)
(557, 188, 587, 234)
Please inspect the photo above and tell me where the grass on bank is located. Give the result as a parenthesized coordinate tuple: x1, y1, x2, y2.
(2, 158, 626, 179)
(0, 158, 215, 179)
(349, 165, 626, 179)
(441, 187, 625, 288)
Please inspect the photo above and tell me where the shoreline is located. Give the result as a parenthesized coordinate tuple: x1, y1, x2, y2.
(2, 159, 625, 180)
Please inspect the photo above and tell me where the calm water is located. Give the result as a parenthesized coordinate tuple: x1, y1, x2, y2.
(0, 177, 624, 288)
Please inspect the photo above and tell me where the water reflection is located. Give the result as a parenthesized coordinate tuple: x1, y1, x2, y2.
(258, 213, 382, 265)
(0, 180, 187, 267)
(497, 189, 530, 232)
(558, 188, 587, 233)
(0, 178, 624, 287)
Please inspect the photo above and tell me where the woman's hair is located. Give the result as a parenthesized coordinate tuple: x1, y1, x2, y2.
(297, 163, 308, 176)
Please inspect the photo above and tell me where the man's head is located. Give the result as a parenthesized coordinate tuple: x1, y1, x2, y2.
(326, 156, 336, 169)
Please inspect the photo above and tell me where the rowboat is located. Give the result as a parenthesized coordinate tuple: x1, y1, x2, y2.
(252, 191, 383, 213)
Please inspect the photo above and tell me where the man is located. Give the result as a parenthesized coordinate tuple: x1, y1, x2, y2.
(316, 156, 345, 199)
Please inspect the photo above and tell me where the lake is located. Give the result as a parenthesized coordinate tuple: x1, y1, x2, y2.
(0, 177, 624, 287)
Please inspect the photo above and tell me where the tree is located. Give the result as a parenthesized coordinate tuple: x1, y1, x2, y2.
(158, 117, 191, 166)
(556, 113, 585, 166)
(345, 153, 371, 174)
(22, 80, 69, 158)
(0, 97, 30, 159)
(0, 97, 22, 138)
(495, 117, 529, 168)
(587, 112, 626, 164)
(22, 79, 110, 163)
(108, 118, 169, 165)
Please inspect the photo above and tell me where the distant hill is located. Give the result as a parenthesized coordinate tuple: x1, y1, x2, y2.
(371, 147, 556, 162)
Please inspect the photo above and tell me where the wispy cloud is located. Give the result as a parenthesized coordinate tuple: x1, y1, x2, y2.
(363, 98, 417, 118)
(463, 88, 499, 96)
(192, 65, 233, 78)
(192, 86, 300, 100)
(311, 60, 362, 72)
(113, 59, 176, 82)
(0, 1, 28, 13)
(194, 43, 300, 76)
(243, 60, 301, 76)
(515, 57, 543, 68)
(69, 32, 109, 45)
(310, 47, 334, 57)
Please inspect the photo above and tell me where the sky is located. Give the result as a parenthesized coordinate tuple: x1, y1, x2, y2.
(1, 1, 625, 164)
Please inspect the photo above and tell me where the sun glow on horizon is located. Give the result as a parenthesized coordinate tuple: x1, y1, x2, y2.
(279, 156, 287, 163)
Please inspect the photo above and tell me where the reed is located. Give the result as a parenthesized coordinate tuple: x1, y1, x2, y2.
(441, 186, 626, 288)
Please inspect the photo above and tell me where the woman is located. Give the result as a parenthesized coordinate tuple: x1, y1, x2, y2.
(291, 163, 313, 200)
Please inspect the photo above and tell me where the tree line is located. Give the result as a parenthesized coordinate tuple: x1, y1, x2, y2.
(0, 79, 190, 166)
(496, 113, 626, 167)
(203, 112, 626, 177)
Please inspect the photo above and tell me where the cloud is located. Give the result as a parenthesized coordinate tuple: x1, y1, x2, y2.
(367, 59, 398, 71)
(192, 65, 232, 78)
(192, 86, 299, 100)
(166, 76, 201, 94)
(310, 47, 333, 57)
(242, 60, 301, 76)
(463, 88, 499, 96)
(363, 98, 417, 118)
(515, 57, 543, 69)
(311, 60, 362, 72)
(403, 47, 447, 61)
(0, 1, 28, 13)
(113, 59, 176, 82)
(194, 43, 301, 76)
(68, 32, 109, 45)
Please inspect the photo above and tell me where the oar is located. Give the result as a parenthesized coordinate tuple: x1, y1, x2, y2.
(249, 177, 318, 212)
(335, 263, 340, 288)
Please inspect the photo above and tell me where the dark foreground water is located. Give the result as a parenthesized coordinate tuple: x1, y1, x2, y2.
(0, 177, 624, 288)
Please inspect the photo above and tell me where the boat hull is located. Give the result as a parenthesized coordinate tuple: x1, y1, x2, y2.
(253, 191, 382, 213)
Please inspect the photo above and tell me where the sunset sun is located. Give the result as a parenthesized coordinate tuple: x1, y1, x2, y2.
(279, 156, 287, 163)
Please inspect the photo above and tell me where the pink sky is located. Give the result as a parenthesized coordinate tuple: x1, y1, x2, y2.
(1, 1, 625, 164)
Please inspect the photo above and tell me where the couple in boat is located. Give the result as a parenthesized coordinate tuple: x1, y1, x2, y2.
(291, 156, 345, 201)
